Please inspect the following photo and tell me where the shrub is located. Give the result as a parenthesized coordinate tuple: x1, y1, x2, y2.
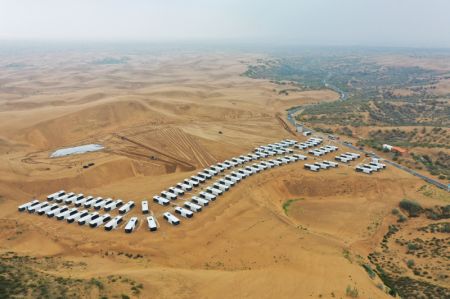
(397, 215, 407, 223)
(407, 259, 415, 268)
(391, 208, 399, 215)
(407, 242, 421, 252)
(346, 285, 359, 298)
(399, 199, 422, 217)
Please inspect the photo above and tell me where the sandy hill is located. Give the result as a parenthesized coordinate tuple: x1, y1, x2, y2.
(0, 51, 448, 299)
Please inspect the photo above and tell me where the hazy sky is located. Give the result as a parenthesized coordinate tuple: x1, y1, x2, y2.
(1, 0, 449, 47)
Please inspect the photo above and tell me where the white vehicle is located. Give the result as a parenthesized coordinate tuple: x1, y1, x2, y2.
(67, 210, 89, 223)
(184, 179, 199, 188)
(141, 200, 149, 214)
(191, 196, 209, 206)
(206, 186, 223, 196)
(163, 212, 180, 225)
(199, 191, 216, 201)
(153, 196, 170, 206)
(191, 175, 206, 183)
(269, 159, 281, 166)
(335, 156, 350, 163)
(89, 213, 111, 228)
(223, 160, 237, 167)
(47, 205, 68, 217)
(197, 171, 212, 180)
(65, 193, 83, 204)
(245, 166, 258, 174)
(47, 190, 65, 201)
(75, 195, 92, 207)
(175, 207, 194, 218)
(309, 150, 324, 157)
(369, 162, 384, 170)
(304, 164, 320, 172)
(55, 193, 72, 203)
(293, 154, 307, 160)
(218, 178, 234, 187)
(46, 205, 67, 217)
(370, 162, 386, 169)
(346, 152, 361, 159)
(363, 164, 380, 172)
(18, 199, 39, 212)
(237, 169, 251, 177)
(104, 215, 123, 231)
(104, 199, 123, 211)
(212, 165, 225, 172)
(147, 216, 158, 231)
(204, 168, 218, 176)
(314, 162, 330, 169)
(37, 203, 58, 215)
(94, 198, 112, 210)
(118, 201, 135, 214)
(77, 212, 99, 225)
(356, 165, 372, 174)
(239, 155, 251, 162)
(124, 217, 138, 233)
(322, 161, 338, 168)
(161, 191, 177, 200)
(276, 158, 289, 165)
(341, 154, 356, 161)
(225, 175, 240, 183)
(213, 183, 229, 192)
(84, 197, 102, 208)
(231, 171, 245, 179)
(184, 201, 202, 212)
(28, 201, 49, 213)
(56, 207, 78, 220)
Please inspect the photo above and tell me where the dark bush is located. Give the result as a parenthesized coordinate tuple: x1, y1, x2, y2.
(399, 199, 423, 217)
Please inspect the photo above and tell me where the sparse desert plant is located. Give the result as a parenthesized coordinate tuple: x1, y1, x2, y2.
(391, 208, 399, 215)
(406, 259, 415, 268)
(346, 285, 359, 298)
(399, 199, 422, 217)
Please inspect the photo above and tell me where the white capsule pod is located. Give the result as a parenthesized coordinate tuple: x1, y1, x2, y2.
(74, 196, 94, 207)
(205, 186, 223, 196)
(169, 186, 184, 196)
(118, 201, 135, 215)
(104, 199, 123, 211)
(94, 198, 112, 210)
(56, 207, 78, 220)
(77, 212, 99, 225)
(163, 212, 180, 225)
(104, 215, 123, 231)
(56, 192, 75, 203)
(184, 201, 202, 212)
(47, 190, 65, 201)
(18, 199, 39, 212)
(124, 217, 138, 233)
(146, 216, 158, 231)
(84, 197, 101, 208)
(199, 191, 216, 201)
(153, 196, 170, 206)
(37, 203, 58, 215)
(191, 196, 209, 207)
(161, 191, 177, 200)
(141, 200, 149, 214)
(67, 209, 89, 223)
(174, 206, 194, 218)
(89, 213, 111, 228)
(29, 201, 49, 213)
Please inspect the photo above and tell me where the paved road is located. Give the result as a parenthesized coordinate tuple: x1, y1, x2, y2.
(286, 109, 449, 192)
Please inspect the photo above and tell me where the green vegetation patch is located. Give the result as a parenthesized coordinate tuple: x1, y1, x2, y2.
(282, 198, 303, 215)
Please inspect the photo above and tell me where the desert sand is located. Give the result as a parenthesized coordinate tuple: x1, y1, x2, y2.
(0, 49, 448, 298)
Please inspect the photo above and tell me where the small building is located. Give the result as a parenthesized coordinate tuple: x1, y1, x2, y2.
(391, 146, 407, 155)
(382, 144, 393, 151)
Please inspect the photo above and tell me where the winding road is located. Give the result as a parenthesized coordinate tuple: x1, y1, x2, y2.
(285, 101, 449, 192)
